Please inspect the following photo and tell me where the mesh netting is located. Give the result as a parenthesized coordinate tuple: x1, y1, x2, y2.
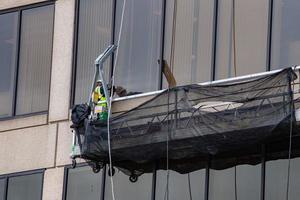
(71, 68, 299, 175)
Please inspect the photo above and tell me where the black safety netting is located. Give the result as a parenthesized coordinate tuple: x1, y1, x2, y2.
(71, 68, 300, 176)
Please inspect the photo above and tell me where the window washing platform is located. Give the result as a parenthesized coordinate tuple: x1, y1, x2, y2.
(70, 67, 300, 181)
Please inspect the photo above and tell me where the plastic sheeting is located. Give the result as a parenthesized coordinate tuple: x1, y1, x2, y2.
(71, 68, 299, 175)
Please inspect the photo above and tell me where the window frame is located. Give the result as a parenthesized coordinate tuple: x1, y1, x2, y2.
(0, 169, 45, 200)
(0, 2, 55, 120)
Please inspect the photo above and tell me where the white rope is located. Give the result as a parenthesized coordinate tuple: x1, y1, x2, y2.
(107, 0, 127, 200)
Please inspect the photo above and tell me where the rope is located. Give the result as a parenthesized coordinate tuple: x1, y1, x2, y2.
(188, 173, 193, 200)
(232, 0, 237, 77)
(107, 1, 127, 200)
(234, 165, 238, 200)
(285, 67, 295, 200)
(170, 0, 177, 72)
(164, 88, 170, 200)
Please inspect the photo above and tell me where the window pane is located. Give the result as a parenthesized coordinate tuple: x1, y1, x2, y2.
(265, 158, 300, 200)
(16, 5, 54, 115)
(7, 173, 43, 200)
(271, 0, 300, 69)
(0, 179, 5, 200)
(215, 0, 268, 79)
(167, 0, 214, 86)
(209, 168, 235, 200)
(236, 164, 261, 200)
(66, 166, 102, 200)
(156, 170, 205, 200)
(0, 12, 18, 118)
(105, 169, 152, 200)
(74, 0, 113, 104)
(209, 165, 261, 200)
(114, 0, 162, 93)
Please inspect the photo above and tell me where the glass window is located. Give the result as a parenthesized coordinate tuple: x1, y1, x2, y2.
(209, 165, 260, 200)
(165, 0, 214, 86)
(74, 0, 113, 104)
(105, 168, 153, 200)
(66, 166, 102, 200)
(209, 167, 235, 200)
(271, 0, 300, 69)
(265, 158, 300, 200)
(215, 0, 269, 79)
(114, 0, 163, 94)
(156, 170, 205, 200)
(7, 173, 43, 200)
(0, 179, 6, 200)
(0, 12, 18, 118)
(16, 5, 54, 115)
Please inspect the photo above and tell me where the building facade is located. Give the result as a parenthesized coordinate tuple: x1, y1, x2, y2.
(0, 0, 300, 199)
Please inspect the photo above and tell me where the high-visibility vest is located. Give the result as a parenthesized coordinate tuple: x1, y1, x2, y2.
(93, 86, 102, 103)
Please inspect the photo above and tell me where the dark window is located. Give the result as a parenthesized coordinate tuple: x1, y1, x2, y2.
(0, 179, 5, 200)
(0, 4, 54, 119)
(0, 12, 18, 118)
(65, 166, 102, 200)
(7, 173, 43, 200)
(105, 168, 153, 200)
(0, 171, 43, 200)
(271, 0, 300, 69)
(74, 0, 113, 104)
(156, 170, 205, 200)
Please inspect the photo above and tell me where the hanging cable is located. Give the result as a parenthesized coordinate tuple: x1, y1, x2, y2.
(232, 0, 237, 77)
(188, 173, 193, 200)
(234, 165, 238, 200)
(106, 0, 127, 200)
(170, 0, 177, 72)
(285, 67, 295, 200)
(164, 88, 171, 200)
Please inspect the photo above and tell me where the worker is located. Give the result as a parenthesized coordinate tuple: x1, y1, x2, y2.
(92, 80, 108, 121)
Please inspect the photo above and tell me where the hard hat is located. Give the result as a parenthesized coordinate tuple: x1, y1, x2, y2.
(96, 79, 102, 83)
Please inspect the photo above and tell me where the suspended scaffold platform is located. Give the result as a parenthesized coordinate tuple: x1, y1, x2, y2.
(70, 65, 300, 181)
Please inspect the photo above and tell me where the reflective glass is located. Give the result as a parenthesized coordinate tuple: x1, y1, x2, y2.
(265, 158, 300, 200)
(66, 166, 102, 200)
(209, 165, 260, 200)
(164, 0, 214, 87)
(0, 12, 18, 118)
(7, 173, 43, 200)
(0, 178, 5, 200)
(105, 168, 152, 200)
(156, 170, 205, 200)
(215, 0, 268, 79)
(114, 0, 162, 94)
(74, 0, 113, 104)
(16, 5, 54, 115)
(271, 0, 300, 69)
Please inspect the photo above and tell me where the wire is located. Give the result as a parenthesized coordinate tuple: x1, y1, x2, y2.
(232, 0, 237, 77)
(285, 67, 295, 200)
(188, 173, 193, 200)
(164, 88, 170, 200)
(107, 0, 127, 200)
(170, 0, 177, 72)
(234, 165, 238, 200)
